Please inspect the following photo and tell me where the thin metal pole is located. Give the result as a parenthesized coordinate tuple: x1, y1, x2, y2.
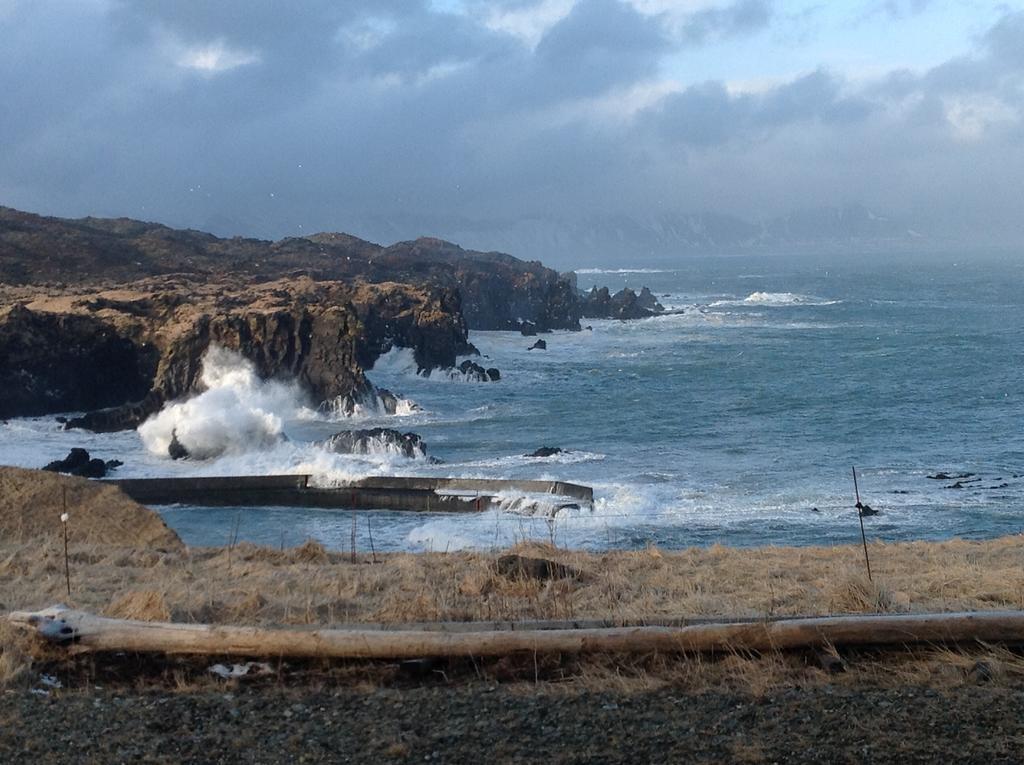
(367, 515, 378, 564)
(61, 487, 70, 597)
(350, 511, 357, 564)
(852, 466, 872, 581)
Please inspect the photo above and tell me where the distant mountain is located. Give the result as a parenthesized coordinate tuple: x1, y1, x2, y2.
(341, 204, 923, 269)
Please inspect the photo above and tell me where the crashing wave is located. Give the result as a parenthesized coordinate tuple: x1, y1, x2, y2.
(710, 292, 840, 308)
(495, 492, 585, 518)
(318, 387, 420, 419)
(138, 346, 298, 460)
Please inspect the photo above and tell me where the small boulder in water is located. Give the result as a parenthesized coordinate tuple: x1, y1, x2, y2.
(457, 360, 501, 382)
(857, 502, 879, 517)
(528, 339, 547, 351)
(43, 448, 120, 478)
(527, 446, 564, 458)
(321, 428, 428, 459)
(519, 321, 538, 336)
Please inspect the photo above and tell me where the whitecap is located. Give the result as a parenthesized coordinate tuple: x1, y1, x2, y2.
(709, 291, 841, 307)
(575, 267, 672, 274)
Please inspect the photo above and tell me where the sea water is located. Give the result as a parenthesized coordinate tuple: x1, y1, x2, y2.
(3, 251, 1023, 552)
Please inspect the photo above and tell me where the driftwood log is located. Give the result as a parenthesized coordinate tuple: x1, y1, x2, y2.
(9, 606, 1024, 660)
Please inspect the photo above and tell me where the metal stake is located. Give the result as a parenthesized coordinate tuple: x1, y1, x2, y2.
(852, 466, 872, 581)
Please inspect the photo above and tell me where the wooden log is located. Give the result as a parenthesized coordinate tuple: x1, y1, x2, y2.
(9, 606, 1024, 660)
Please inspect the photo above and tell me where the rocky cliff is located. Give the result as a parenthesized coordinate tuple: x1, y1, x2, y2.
(0, 206, 580, 331)
(0, 276, 469, 428)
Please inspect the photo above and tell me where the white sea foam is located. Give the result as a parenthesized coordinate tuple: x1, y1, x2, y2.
(369, 346, 419, 375)
(138, 347, 304, 460)
(316, 390, 420, 420)
(138, 346, 420, 460)
(710, 292, 840, 307)
(450, 450, 606, 470)
(370, 346, 495, 383)
(576, 268, 672, 274)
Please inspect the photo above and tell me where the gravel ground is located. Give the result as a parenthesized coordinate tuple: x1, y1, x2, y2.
(3, 683, 1024, 764)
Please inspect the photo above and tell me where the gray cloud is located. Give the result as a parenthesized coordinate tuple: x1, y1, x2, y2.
(678, 0, 773, 44)
(0, 1, 1022, 257)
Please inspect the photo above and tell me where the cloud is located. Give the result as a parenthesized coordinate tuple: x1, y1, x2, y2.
(175, 39, 260, 74)
(676, 0, 772, 43)
(0, 1, 1022, 252)
(652, 68, 874, 146)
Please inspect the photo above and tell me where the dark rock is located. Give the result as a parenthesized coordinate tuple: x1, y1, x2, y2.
(457, 359, 500, 382)
(636, 286, 661, 311)
(43, 448, 116, 478)
(519, 322, 538, 336)
(66, 389, 166, 433)
(528, 339, 547, 351)
(168, 430, 190, 460)
(320, 428, 427, 459)
(397, 658, 442, 679)
(927, 472, 975, 480)
(945, 478, 981, 489)
(810, 507, 820, 513)
(43, 448, 91, 473)
(527, 447, 564, 458)
(857, 503, 879, 517)
(78, 458, 109, 478)
(0, 304, 159, 421)
(495, 554, 581, 581)
(351, 284, 477, 375)
(968, 660, 994, 683)
(579, 285, 664, 320)
(105, 460, 123, 470)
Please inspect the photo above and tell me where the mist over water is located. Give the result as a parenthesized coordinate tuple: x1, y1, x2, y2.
(3, 252, 1023, 552)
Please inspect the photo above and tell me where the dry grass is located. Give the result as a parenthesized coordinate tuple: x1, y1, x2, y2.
(0, 620, 34, 687)
(4, 534, 1024, 691)
(4, 535, 1024, 628)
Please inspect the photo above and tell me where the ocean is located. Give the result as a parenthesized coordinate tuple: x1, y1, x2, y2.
(3, 251, 1023, 552)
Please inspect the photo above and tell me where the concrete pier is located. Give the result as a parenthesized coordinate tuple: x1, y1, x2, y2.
(103, 475, 594, 514)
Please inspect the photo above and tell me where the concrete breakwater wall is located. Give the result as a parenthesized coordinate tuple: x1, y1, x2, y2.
(103, 475, 594, 515)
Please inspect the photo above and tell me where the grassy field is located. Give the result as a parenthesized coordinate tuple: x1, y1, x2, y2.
(4, 533, 1024, 692)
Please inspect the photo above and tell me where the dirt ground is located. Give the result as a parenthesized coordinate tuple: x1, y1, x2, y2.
(3, 680, 1024, 764)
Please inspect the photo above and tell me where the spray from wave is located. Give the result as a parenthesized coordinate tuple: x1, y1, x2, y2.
(370, 347, 497, 383)
(138, 347, 304, 460)
(138, 346, 419, 460)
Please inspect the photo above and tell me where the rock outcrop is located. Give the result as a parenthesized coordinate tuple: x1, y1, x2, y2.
(0, 277, 373, 428)
(43, 448, 122, 478)
(0, 206, 581, 332)
(580, 286, 665, 320)
(456, 360, 501, 382)
(348, 282, 476, 373)
(320, 428, 428, 460)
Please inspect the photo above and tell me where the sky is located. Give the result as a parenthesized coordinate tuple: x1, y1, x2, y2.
(1, 0, 1023, 255)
